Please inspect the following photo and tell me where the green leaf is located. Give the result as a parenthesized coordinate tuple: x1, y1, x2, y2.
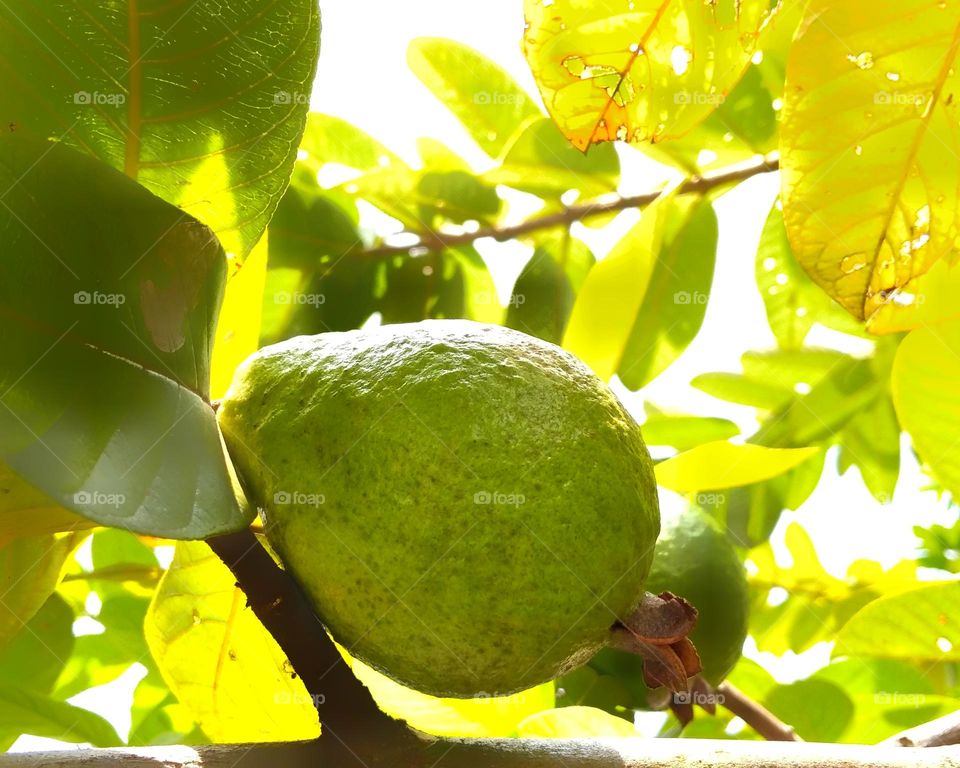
(691, 373, 795, 410)
(764, 679, 854, 742)
(515, 706, 636, 738)
(0, 593, 73, 693)
(618, 197, 718, 390)
(780, 0, 960, 332)
(522, 0, 777, 150)
(915, 519, 960, 574)
(838, 393, 901, 503)
(0, 0, 320, 262)
(485, 118, 620, 199)
(506, 233, 595, 345)
(0, 464, 92, 542)
(563, 194, 672, 380)
(416, 170, 501, 225)
(0, 533, 75, 646)
(892, 318, 960, 498)
(640, 414, 740, 452)
(408, 38, 540, 157)
(0, 136, 246, 539)
(145, 541, 319, 743)
(837, 581, 960, 662)
(0, 686, 121, 747)
(300, 114, 404, 172)
(655, 442, 818, 493)
(755, 204, 866, 348)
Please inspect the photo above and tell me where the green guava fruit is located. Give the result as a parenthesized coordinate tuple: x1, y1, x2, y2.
(218, 320, 660, 697)
(558, 502, 749, 711)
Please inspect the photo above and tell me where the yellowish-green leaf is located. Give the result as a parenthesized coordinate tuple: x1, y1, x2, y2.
(523, 0, 776, 150)
(655, 442, 819, 492)
(349, 656, 554, 738)
(0, 465, 92, 544)
(515, 706, 636, 738)
(0, 532, 77, 645)
(780, 0, 960, 331)
(211, 235, 269, 401)
(892, 317, 960, 497)
(144, 541, 318, 743)
(837, 581, 960, 661)
(562, 194, 671, 380)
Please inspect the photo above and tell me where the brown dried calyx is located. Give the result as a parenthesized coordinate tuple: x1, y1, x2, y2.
(609, 591, 701, 693)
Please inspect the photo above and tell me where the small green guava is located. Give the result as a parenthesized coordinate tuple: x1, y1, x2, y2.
(218, 320, 661, 697)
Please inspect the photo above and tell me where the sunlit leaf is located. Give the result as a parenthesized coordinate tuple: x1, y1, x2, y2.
(408, 38, 540, 157)
(564, 193, 686, 380)
(656, 442, 818, 493)
(756, 204, 866, 349)
(0, 136, 246, 538)
(837, 581, 960, 662)
(350, 657, 554, 738)
(618, 197, 718, 389)
(838, 392, 901, 504)
(486, 118, 620, 199)
(0, 464, 91, 544)
(300, 114, 405, 172)
(515, 706, 636, 738)
(0, 593, 72, 693)
(640, 412, 740, 452)
(145, 541, 319, 743)
(523, 0, 777, 149)
(0, 0, 320, 262)
(211, 236, 269, 402)
(0, 532, 76, 646)
(780, 0, 960, 331)
(892, 318, 960, 498)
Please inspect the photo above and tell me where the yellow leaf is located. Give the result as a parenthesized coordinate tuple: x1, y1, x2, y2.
(781, 0, 960, 330)
(349, 654, 554, 738)
(655, 441, 819, 492)
(144, 541, 318, 743)
(892, 316, 960, 497)
(210, 235, 268, 401)
(523, 0, 775, 149)
(515, 706, 636, 738)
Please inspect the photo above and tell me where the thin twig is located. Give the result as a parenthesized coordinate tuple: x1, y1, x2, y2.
(716, 680, 802, 742)
(362, 154, 780, 258)
(206, 527, 408, 741)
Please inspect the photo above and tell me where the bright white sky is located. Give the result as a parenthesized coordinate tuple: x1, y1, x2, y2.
(13, 0, 956, 752)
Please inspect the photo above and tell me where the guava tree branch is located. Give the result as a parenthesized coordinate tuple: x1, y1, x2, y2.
(362, 154, 779, 258)
(4, 737, 959, 768)
(716, 680, 802, 742)
(886, 710, 960, 748)
(206, 528, 407, 741)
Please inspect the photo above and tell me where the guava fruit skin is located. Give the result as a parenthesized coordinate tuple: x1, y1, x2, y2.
(218, 320, 659, 697)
